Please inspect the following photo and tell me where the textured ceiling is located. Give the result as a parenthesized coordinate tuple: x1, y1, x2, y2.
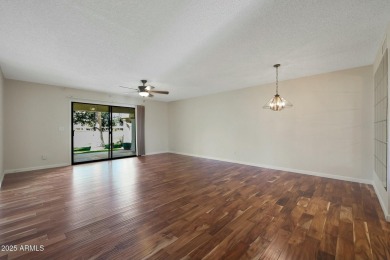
(0, 0, 390, 102)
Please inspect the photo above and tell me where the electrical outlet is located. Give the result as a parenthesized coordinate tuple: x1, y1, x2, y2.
(41, 155, 47, 160)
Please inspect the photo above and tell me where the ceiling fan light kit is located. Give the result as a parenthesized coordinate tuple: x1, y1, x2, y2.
(139, 91, 149, 97)
(263, 64, 293, 111)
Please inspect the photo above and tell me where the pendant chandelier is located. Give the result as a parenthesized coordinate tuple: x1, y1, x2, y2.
(263, 64, 293, 111)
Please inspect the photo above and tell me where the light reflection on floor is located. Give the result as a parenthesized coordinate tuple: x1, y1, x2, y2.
(69, 158, 141, 224)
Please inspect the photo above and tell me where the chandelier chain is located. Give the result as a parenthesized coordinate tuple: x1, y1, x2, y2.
(275, 65, 279, 94)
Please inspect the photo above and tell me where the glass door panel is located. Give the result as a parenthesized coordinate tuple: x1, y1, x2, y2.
(72, 103, 110, 163)
(111, 106, 136, 158)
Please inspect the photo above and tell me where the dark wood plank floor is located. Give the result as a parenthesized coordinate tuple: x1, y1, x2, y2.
(0, 153, 389, 259)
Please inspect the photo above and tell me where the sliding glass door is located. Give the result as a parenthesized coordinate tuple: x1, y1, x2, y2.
(72, 102, 136, 164)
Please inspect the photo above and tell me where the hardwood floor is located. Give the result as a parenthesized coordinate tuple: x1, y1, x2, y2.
(0, 153, 389, 259)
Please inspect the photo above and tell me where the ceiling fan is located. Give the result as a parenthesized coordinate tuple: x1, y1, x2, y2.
(120, 80, 169, 97)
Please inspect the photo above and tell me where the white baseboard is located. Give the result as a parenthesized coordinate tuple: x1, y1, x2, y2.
(169, 151, 372, 185)
(146, 151, 170, 156)
(4, 163, 70, 174)
(371, 176, 390, 222)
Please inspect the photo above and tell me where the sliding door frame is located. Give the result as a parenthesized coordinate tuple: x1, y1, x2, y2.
(71, 101, 137, 165)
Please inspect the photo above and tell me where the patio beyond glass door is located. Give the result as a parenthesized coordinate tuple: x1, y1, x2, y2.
(72, 102, 136, 164)
(112, 106, 136, 158)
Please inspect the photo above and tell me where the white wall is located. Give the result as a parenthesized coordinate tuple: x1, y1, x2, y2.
(373, 24, 390, 221)
(169, 66, 373, 183)
(4, 79, 169, 173)
(0, 66, 4, 187)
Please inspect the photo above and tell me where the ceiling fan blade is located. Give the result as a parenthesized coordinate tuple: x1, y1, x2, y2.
(149, 90, 169, 94)
(148, 93, 154, 97)
(124, 90, 139, 94)
(120, 86, 138, 91)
